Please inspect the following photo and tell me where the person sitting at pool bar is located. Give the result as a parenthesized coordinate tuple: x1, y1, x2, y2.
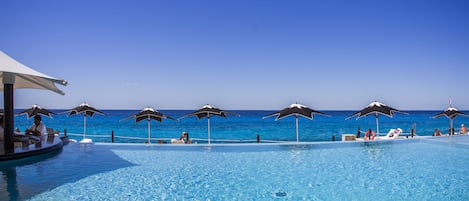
(25, 115, 47, 137)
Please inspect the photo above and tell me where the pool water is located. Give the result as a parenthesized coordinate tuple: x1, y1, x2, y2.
(2, 136, 469, 200)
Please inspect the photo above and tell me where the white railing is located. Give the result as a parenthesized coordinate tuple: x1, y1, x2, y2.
(63, 132, 293, 144)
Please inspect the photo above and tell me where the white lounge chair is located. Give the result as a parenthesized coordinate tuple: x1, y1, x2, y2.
(171, 139, 185, 144)
(386, 128, 402, 139)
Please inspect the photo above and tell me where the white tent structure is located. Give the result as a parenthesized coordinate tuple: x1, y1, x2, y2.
(0, 51, 67, 94)
(0, 50, 67, 153)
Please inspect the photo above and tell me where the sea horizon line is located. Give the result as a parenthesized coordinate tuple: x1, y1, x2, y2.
(11, 108, 468, 112)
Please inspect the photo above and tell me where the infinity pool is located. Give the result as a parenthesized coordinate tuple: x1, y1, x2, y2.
(2, 136, 469, 200)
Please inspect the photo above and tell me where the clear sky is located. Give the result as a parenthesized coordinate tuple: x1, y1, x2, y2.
(1, 0, 468, 110)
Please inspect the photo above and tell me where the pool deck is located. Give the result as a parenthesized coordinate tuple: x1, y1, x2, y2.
(0, 135, 66, 161)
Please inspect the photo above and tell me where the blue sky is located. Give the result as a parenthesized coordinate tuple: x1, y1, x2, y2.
(1, 0, 468, 110)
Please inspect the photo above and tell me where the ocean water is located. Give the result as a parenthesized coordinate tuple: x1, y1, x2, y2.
(12, 110, 469, 143)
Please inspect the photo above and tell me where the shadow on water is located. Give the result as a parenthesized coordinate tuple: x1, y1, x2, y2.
(1, 167, 18, 201)
(0, 143, 136, 201)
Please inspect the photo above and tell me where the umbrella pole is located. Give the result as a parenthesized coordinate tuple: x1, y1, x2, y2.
(148, 119, 151, 144)
(207, 116, 211, 144)
(376, 115, 380, 137)
(83, 115, 87, 140)
(296, 116, 299, 143)
(3, 80, 14, 153)
(450, 118, 454, 135)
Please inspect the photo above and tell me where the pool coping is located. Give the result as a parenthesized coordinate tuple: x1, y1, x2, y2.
(94, 135, 436, 145)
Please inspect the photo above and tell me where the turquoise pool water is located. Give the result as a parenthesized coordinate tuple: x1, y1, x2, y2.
(2, 136, 469, 200)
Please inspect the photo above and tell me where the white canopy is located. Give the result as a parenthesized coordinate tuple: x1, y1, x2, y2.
(1, 50, 68, 153)
(0, 50, 67, 95)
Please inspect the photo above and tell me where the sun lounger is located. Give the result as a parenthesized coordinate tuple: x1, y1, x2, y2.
(385, 128, 402, 139)
(171, 139, 185, 144)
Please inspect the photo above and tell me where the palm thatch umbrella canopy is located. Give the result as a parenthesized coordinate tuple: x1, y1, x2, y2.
(122, 107, 176, 143)
(180, 104, 238, 144)
(263, 103, 330, 143)
(346, 101, 408, 136)
(18, 104, 56, 119)
(433, 106, 469, 135)
(65, 102, 104, 142)
(0, 51, 67, 153)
